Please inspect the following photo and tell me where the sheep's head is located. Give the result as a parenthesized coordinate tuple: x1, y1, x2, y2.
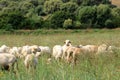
(31, 45, 41, 54)
(64, 40, 71, 46)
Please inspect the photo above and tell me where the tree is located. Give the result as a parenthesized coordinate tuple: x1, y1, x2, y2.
(63, 19, 73, 29)
(96, 4, 111, 28)
(109, 7, 120, 28)
(60, 2, 78, 13)
(43, 0, 63, 14)
(49, 11, 75, 29)
(0, 11, 26, 30)
(77, 6, 97, 28)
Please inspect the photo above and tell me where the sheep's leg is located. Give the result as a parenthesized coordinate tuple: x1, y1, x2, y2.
(66, 52, 71, 63)
(62, 52, 65, 59)
(72, 53, 77, 65)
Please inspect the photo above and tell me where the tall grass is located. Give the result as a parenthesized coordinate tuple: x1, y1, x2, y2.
(0, 29, 120, 80)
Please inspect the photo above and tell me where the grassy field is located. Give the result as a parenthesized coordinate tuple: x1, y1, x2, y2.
(0, 29, 120, 80)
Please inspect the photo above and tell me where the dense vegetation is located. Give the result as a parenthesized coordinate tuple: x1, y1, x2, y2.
(0, 0, 120, 30)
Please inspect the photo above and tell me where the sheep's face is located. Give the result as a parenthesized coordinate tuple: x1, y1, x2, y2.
(31, 46, 41, 54)
(100, 44, 107, 49)
(64, 40, 71, 46)
(31, 46, 38, 53)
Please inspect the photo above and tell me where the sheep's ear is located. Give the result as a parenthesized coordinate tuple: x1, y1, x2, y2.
(64, 41, 65, 43)
(69, 41, 71, 43)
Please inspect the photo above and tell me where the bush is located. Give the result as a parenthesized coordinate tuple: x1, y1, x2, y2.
(60, 2, 78, 13)
(96, 4, 111, 27)
(4, 24, 14, 32)
(73, 21, 81, 29)
(63, 19, 73, 29)
(49, 11, 75, 29)
(76, 6, 97, 28)
(105, 19, 115, 29)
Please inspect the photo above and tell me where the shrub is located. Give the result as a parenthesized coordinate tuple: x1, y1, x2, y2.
(73, 21, 81, 29)
(105, 19, 115, 29)
(49, 11, 75, 29)
(4, 24, 14, 32)
(63, 19, 73, 29)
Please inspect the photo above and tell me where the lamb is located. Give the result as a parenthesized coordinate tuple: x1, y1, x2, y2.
(24, 45, 41, 70)
(0, 53, 17, 71)
(52, 45, 63, 60)
(24, 53, 38, 70)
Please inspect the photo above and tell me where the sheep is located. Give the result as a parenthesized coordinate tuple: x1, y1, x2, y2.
(21, 45, 41, 58)
(39, 46, 51, 57)
(96, 44, 108, 54)
(21, 45, 30, 57)
(96, 44, 120, 54)
(52, 45, 63, 60)
(0, 45, 10, 53)
(78, 44, 98, 54)
(24, 45, 41, 70)
(24, 53, 38, 70)
(62, 40, 72, 59)
(9, 47, 22, 58)
(0, 53, 17, 71)
(66, 45, 98, 65)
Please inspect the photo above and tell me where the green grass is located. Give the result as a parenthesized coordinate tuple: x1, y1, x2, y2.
(0, 29, 120, 80)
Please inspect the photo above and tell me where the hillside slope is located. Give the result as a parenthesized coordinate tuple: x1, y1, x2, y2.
(112, 0, 120, 7)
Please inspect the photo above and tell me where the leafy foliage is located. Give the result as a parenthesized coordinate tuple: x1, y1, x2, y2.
(0, 0, 119, 30)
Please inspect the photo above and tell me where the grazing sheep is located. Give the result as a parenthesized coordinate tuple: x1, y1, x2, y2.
(62, 40, 72, 59)
(96, 44, 108, 54)
(21, 45, 30, 57)
(24, 53, 38, 70)
(9, 47, 22, 58)
(0, 53, 17, 71)
(97, 44, 120, 54)
(52, 45, 63, 60)
(21, 45, 41, 58)
(0, 45, 10, 53)
(39, 46, 51, 57)
(78, 44, 98, 54)
(24, 45, 41, 70)
(66, 45, 98, 65)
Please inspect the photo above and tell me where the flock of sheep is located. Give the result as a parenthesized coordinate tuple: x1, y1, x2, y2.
(0, 40, 119, 72)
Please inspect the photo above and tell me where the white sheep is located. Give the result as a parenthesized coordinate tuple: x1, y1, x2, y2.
(0, 53, 17, 71)
(0, 45, 10, 53)
(24, 53, 38, 70)
(52, 45, 63, 60)
(24, 45, 41, 70)
(96, 44, 108, 54)
(97, 44, 120, 54)
(78, 44, 98, 54)
(9, 47, 22, 58)
(39, 46, 51, 57)
(21, 45, 41, 58)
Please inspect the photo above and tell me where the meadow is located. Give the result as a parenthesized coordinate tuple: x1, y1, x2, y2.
(0, 29, 120, 80)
